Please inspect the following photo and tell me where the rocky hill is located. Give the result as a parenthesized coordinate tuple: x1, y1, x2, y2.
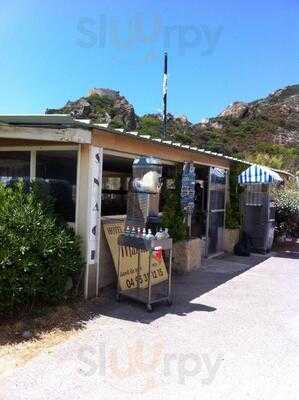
(46, 85, 299, 173)
(46, 88, 137, 130)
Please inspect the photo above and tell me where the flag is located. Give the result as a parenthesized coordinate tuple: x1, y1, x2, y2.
(163, 52, 168, 99)
(163, 71, 167, 97)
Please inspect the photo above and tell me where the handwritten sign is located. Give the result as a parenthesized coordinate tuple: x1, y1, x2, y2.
(103, 221, 168, 291)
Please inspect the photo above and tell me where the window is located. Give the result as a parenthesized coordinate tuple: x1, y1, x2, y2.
(0, 151, 30, 185)
(101, 175, 130, 216)
(102, 177, 122, 191)
(0, 148, 79, 223)
(209, 168, 227, 210)
(36, 151, 78, 222)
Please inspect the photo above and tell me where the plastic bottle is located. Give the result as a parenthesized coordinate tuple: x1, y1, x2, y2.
(155, 228, 164, 240)
(146, 229, 154, 240)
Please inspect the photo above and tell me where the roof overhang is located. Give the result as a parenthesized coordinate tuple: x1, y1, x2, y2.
(0, 115, 91, 144)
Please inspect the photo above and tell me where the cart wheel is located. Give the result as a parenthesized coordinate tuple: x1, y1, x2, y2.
(116, 293, 121, 302)
(167, 299, 173, 306)
(146, 304, 152, 312)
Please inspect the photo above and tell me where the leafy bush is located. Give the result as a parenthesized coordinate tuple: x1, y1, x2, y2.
(86, 94, 114, 111)
(0, 181, 84, 313)
(272, 184, 299, 238)
(30, 179, 75, 224)
(258, 143, 298, 172)
(225, 163, 244, 229)
(138, 115, 162, 138)
(162, 167, 187, 242)
(173, 132, 192, 145)
(244, 152, 284, 170)
(225, 204, 241, 229)
(109, 120, 124, 129)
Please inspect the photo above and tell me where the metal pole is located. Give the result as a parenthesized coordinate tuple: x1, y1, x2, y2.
(137, 250, 140, 293)
(168, 247, 172, 304)
(116, 246, 121, 301)
(162, 52, 168, 138)
(147, 251, 152, 311)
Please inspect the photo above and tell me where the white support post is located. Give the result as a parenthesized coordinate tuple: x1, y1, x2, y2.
(75, 146, 81, 234)
(30, 150, 36, 180)
(85, 146, 103, 299)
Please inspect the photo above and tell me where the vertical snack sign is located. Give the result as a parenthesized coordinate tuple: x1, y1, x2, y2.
(181, 162, 196, 212)
(181, 162, 196, 233)
(86, 146, 103, 297)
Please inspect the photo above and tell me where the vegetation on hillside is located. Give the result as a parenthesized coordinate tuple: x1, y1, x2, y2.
(47, 85, 299, 174)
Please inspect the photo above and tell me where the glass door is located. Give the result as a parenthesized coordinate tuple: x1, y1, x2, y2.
(206, 167, 227, 256)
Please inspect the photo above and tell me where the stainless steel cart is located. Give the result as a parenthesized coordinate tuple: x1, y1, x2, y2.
(116, 235, 173, 311)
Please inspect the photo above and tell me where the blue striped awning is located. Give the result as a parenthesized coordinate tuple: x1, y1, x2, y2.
(238, 164, 283, 184)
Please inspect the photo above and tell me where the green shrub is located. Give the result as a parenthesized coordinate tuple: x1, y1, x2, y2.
(244, 152, 284, 170)
(0, 181, 84, 313)
(225, 163, 244, 229)
(272, 184, 299, 238)
(162, 167, 187, 242)
(86, 94, 114, 111)
(138, 115, 162, 138)
(225, 204, 240, 229)
(109, 120, 124, 129)
(173, 132, 192, 145)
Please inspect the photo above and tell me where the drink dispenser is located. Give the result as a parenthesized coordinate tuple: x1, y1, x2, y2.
(126, 157, 163, 233)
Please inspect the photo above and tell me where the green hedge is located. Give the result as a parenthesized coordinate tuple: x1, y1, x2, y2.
(162, 167, 187, 242)
(0, 181, 84, 313)
(272, 184, 299, 238)
(225, 162, 244, 229)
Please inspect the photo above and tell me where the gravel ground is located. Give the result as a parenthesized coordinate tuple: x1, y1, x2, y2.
(1, 252, 298, 400)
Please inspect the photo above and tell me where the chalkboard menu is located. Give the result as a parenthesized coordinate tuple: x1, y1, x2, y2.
(181, 162, 196, 213)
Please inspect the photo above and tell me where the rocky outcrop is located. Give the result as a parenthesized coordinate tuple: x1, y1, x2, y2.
(219, 102, 249, 119)
(46, 88, 137, 130)
(88, 88, 119, 99)
(112, 95, 137, 129)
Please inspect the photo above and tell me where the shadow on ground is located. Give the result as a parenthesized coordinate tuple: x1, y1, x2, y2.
(92, 252, 271, 324)
(0, 302, 97, 347)
(2, 246, 294, 347)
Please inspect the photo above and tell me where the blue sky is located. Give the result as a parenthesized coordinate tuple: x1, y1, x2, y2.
(0, 0, 298, 122)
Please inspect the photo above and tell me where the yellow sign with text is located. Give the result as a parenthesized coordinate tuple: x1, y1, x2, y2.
(103, 221, 168, 291)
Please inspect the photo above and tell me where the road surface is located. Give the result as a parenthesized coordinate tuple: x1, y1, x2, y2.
(1, 252, 298, 400)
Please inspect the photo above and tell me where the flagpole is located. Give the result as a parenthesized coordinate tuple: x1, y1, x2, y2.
(162, 52, 168, 138)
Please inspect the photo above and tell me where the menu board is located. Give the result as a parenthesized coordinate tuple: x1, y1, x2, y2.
(103, 221, 168, 291)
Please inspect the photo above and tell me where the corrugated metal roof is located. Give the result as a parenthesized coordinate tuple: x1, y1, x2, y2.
(1, 114, 294, 179)
(88, 120, 252, 166)
(0, 114, 253, 167)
